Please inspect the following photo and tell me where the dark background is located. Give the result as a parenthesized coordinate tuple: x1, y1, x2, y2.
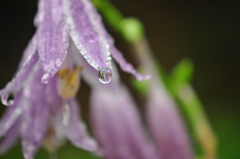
(0, 0, 239, 159)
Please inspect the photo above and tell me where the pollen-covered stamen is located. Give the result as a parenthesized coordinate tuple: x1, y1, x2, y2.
(57, 66, 83, 100)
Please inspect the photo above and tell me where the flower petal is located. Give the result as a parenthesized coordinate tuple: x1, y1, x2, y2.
(65, 99, 98, 152)
(110, 47, 151, 81)
(147, 88, 193, 159)
(0, 51, 38, 106)
(63, 0, 111, 70)
(90, 85, 157, 159)
(37, 0, 69, 83)
(18, 35, 38, 68)
(0, 118, 21, 154)
(91, 88, 130, 159)
(20, 70, 50, 159)
(0, 92, 23, 137)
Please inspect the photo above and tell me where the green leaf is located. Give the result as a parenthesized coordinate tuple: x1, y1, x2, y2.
(170, 58, 194, 86)
(131, 78, 148, 96)
(120, 18, 144, 43)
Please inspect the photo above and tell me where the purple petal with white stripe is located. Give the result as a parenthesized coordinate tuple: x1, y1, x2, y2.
(147, 88, 193, 159)
(20, 70, 49, 159)
(0, 52, 38, 106)
(0, 92, 22, 137)
(37, 0, 69, 83)
(90, 86, 157, 159)
(18, 35, 38, 68)
(65, 99, 98, 152)
(110, 47, 151, 81)
(0, 118, 21, 154)
(63, 0, 112, 70)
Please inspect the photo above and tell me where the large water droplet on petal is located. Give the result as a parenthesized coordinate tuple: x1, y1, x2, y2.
(41, 73, 52, 84)
(1, 93, 15, 106)
(98, 67, 112, 84)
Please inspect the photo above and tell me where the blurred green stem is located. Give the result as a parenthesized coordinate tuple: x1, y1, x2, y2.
(50, 151, 58, 159)
(91, 0, 218, 158)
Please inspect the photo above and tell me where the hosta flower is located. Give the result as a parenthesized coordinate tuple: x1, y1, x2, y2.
(0, 0, 149, 106)
(0, 0, 149, 158)
(147, 83, 193, 159)
(74, 48, 158, 159)
(0, 0, 195, 158)
(132, 39, 194, 159)
(0, 63, 98, 159)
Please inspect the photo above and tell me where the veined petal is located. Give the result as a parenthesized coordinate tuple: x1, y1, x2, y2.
(65, 99, 98, 152)
(0, 52, 38, 106)
(18, 35, 38, 68)
(91, 88, 133, 159)
(110, 47, 151, 81)
(37, 0, 69, 83)
(147, 88, 193, 159)
(0, 92, 23, 137)
(63, 0, 149, 81)
(0, 118, 21, 154)
(118, 88, 158, 159)
(90, 86, 157, 159)
(68, 41, 118, 87)
(20, 70, 50, 159)
(63, 0, 111, 70)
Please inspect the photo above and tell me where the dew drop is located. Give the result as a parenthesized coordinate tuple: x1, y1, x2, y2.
(41, 73, 52, 84)
(55, 58, 62, 68)
(83, 31, 98, 43)
(98, 67, 112, 84)
(1, 93, 15, 106)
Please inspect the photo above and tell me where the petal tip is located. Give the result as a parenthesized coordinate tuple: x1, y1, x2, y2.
(81, 138, 98, 152)
(135, 74, 151, 81)
(41, 73, 53, 84)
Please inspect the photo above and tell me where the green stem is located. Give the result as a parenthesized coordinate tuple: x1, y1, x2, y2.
(91, 0, 144, 42)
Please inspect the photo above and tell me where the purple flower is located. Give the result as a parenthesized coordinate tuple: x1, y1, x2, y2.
(74, 48, 158, 159)
(0, 0, 194, 158)
(147, 84, 193, 159)
(0, 64, 98, 159)
(0, 0, 148, 106)
(138, 47, 194, 159)
(0, 0, 148, 158)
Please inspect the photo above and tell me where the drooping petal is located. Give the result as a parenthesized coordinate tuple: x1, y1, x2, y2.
(20, 70, 50, 159)
(63, 0, 149, 81)
(45, 74, 63, 115)
(90, 84, 157, 159)
(65, 99, 98, 152)
(18, 35, 38, 68)
(0, 92, 23, 137)
(147, 87, 193, 159)
(68, 41, 106, 87)
(91, 88, 134, 159)
(0, 51, 38, 106)
(37, 0, 69, 83)
(0, 118, 21, 154)
(110, 47, 151, 81)
(63, 0, 112, 71)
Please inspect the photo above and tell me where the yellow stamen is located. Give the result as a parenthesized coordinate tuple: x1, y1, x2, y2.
(57, 66, 83, 100)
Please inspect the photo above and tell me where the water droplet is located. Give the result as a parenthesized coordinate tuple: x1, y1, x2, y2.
(41, 73, 52, 84)
(1, 93, 14, 106)
(55, 58, 62, 68)
(98, 67, 112, 84)
(83, 31, 98, 43)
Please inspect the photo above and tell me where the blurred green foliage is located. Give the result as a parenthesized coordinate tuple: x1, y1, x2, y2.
(0, 142, 101, 159)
